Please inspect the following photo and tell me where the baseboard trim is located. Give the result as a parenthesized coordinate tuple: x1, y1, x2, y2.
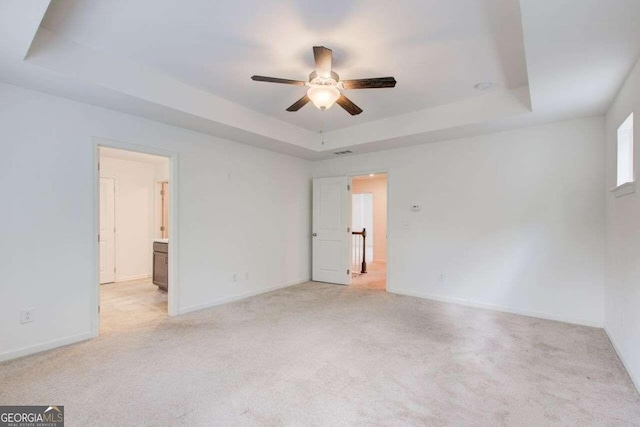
(388, 288, 602, 328)
(0, 331, 95, 363)
(0, 280, 309, 363)
(116, 273, 151, 282)
(604, 327, 640, 394)
(177, 278, 310, 315)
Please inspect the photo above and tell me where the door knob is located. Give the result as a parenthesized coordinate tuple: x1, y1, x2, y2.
(312, 233, 318, 237)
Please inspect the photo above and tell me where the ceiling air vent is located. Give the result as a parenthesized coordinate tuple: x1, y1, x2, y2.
(333, 150, 354, 155)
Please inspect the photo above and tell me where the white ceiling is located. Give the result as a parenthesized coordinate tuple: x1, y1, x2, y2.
(40, 0, 528, 132)
(353, 173, 388, 182)
(1, 0, 640, 160)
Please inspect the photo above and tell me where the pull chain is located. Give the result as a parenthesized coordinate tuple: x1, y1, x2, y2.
(320, 110, 326, 145)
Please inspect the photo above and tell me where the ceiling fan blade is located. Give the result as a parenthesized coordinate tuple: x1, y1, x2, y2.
(313, 46, 333, 77)
(251, 75, 306, 86)
(336, 94, 363, 115)
(342, 77, 397, 90)
(286, 95, 311, 112)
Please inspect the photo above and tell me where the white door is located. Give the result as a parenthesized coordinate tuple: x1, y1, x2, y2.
(312, 176, 352, 285)
(99, 177, 116, 284)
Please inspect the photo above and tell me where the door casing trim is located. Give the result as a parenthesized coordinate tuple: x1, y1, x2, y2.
(93, 137, 180, 338)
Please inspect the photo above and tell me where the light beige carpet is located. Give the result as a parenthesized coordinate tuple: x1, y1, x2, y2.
(1, 282, 638, 425)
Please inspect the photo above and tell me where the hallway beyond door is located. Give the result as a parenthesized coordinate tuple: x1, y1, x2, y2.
(351, 173, 387, 290)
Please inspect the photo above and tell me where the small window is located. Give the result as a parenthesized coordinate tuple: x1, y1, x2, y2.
(617, 113, 634, 186)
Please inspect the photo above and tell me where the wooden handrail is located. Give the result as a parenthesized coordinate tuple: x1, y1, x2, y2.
(352, 228, 367, 274)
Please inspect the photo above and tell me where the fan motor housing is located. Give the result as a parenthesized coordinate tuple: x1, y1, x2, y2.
(309, 71, 340, 86)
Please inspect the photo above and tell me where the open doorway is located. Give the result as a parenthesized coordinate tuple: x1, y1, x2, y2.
(350, 173, 387, 290)
(98, 146, 171, 334)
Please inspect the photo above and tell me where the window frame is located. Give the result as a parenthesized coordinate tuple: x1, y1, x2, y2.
(612, 113, 635, 198)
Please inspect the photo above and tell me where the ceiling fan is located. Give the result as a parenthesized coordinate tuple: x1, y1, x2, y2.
(251, 46, 396, 115)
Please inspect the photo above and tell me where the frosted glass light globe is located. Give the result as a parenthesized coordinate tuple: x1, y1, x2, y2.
(307, 85, 340, 110)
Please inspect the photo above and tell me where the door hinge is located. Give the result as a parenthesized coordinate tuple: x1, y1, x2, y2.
(347, 269, 350, 275)
(347, 227, 350, 233)
(160, 226, 165, 231)
(98, 162, 100, 171)
(160, 190, 165, 196)
(347, 184, 351, 191)
(98, 305, 100, 313)
(98, 233, 100, 241)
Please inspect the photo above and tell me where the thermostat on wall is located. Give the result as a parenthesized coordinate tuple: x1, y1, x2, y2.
(411, 204, 422, 212)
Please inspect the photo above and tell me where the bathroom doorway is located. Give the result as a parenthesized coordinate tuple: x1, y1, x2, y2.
(95, 142, 175, 336)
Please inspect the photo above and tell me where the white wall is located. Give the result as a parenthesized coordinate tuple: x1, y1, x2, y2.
(0, 82, 311, 361)
(100, 156, 156, 281)
(604, 57, 640, 392)
(155, 160, 170, 182)
(314, 117, 606, 327)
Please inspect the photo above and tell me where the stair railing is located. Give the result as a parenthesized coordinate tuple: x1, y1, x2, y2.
(351, 228, 367, 274)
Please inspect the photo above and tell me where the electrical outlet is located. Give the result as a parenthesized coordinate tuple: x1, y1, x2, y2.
(232, 273, 239, 283)
(438, 274, 446, 283)
(402, 221, 410, 229)
(21, 308, 35, 324)
(244, 272, 249, 280)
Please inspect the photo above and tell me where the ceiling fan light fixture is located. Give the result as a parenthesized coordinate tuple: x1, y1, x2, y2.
(251, 46, 395, 115)
(307, 85, 340, 110)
